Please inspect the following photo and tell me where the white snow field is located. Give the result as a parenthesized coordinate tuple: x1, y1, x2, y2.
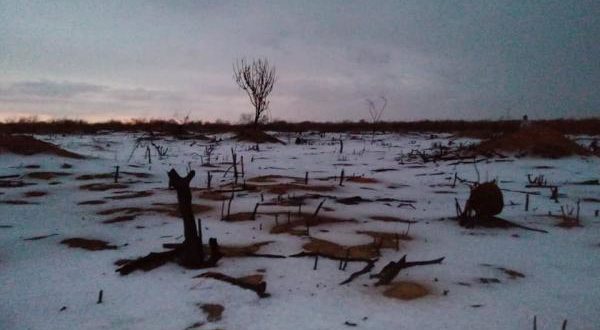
(1, 132, 599, 330)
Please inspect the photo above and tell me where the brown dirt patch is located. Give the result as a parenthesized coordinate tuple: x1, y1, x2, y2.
(76, 173, 114, 180)
(0, 180, 35, 188)
(383, 281, 429, 300)
(369, 216, 417, 224)
(80, 183, 129, 191)
(234, 129, 284, 144)
(237, 274, 264, 286)
(346, 176, 379, 184)
(151, 203, 212, 217)
(475, 126, 590, 158)
(199, 303, 224, 322)
(250, 183, 335, 195)
(78, 200, 107, 205)
(77, 172, 152, 180)
(97, 204, 212, 223)
(61, 238, 118, 251)
(0, 199, 37, 205)
(105, 190, 154, 200)
(356, 230, 412, 249)
(23, 190, 47, 197)
(198, 190, 229, 201)
(219, 242, 272, 257)
(246, 175, 300, 183)
(26, 171, 71, 180)
(302, 238, 379, 259)
(103, 215, 137, 224)
(0, 134, 84, 158)
(270, 213, 355, 234)
(222, 212, 256, 222)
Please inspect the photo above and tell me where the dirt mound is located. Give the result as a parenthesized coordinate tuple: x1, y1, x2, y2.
(0, 134, 84, 158)
(383, 281, 429, 300)
(234, 129, 284, 144)
(475, 126, 589, 158)
(61, 238, 118, 251)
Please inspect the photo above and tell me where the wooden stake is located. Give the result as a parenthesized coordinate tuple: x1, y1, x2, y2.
(240, 155, 245, 177)
(525, 193, 530, 211)
(97, 290, 103, 304)
(114, 166, 119, 183)
(251, 203, 260, 220)
(339, 169, 345, 186)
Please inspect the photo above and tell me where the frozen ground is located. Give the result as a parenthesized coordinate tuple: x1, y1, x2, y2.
(1, 132, 599, 330)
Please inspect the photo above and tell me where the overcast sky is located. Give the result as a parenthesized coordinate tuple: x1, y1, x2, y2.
(1, 0, 598, 122)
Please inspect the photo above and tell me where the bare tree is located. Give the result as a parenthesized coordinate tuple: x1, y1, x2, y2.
(233, 58, 276, 128)
(366, 96, 387, 140)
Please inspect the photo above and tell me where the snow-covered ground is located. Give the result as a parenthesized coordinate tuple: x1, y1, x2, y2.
(1, 132, 599, 330)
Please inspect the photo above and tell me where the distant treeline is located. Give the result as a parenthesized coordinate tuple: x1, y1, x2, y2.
(1, 118, 599, 135)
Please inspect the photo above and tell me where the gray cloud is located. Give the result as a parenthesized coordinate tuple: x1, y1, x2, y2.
(0, 0, 598, 121)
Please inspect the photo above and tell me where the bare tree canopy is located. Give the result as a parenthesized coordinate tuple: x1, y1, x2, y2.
(233, 58, 276, 127)
(366, 96, 387, 123)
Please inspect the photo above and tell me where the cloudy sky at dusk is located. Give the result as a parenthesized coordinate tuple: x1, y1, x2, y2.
(1, 0, 598, 122)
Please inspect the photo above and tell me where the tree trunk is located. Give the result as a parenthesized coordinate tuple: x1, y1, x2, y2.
(168, 169, 204, 266)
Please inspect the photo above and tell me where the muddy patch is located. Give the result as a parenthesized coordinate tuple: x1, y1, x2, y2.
(220, 242, 273, 257)
(0, 200, 38, 205)
(302, 238, 379, 259)
(25, 171, 71, 180)
(383, 281, 429, 300)
(346, 176, 379, 184)
(369, 216, 417, 224)
(61, 238, 118, 251)
(105, 190, 154, 200)
(270, 213, 356, 234)
(336, 196, 372, 205)
(78, 200, 107, 205)
(356, 230, 411, 249)
(23, 191, 47, 198)
(80, 183, 129, 191)
(0, 180, 35, 188)
(198, 303, 224, 322)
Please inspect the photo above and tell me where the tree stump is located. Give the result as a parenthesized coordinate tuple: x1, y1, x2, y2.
(168, 169, 204, 266)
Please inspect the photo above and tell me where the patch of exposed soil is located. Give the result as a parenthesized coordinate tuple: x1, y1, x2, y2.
(222, 212, 257, 222)
(198, 190, 229, 201)
(0, 200, 37, 205)
(246, 175, 301, 183)
(79, 183, 129, 191)
(369, 216, 417, 224)
(270, 213, 356, 234)
(105, 190, 154, 200)
(61, 238, 118, 251)
(336, 196, 372, 205)
(76, 173, 114, 180)
(0, 180, 35, 188)
(302, 238, 379, 259)
(253, 183, 336, 195)
(475, 126, 590, 158)
(23, 190, 47, 197)
(346, 176, 379, 184)
(26, 171, 71, 180)
(219, 242, 273, 257)
(234, 129, 284, 144)
(0, 134, 84, 158)
(356, 230, 412, 249)
(78, 200, 107, 205)
(383, 282, 429, 300)
(199, 303, 224, 322)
